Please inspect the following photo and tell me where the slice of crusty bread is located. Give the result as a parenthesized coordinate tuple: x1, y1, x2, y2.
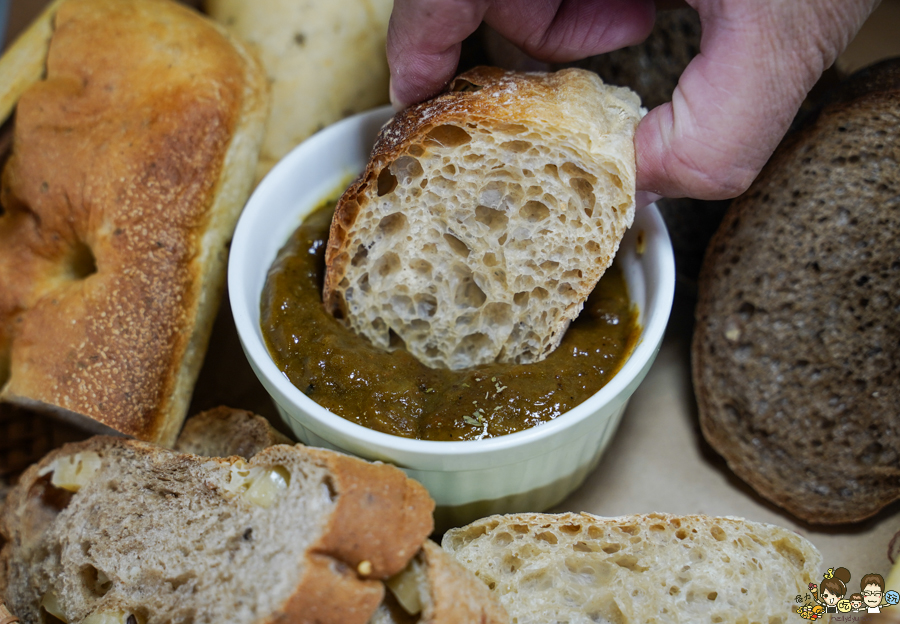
(324, 67, 642, 370)
(371, 540, 509, 624)
(174, 406, 291, 459)
(692, 57, 900, 524)
(0, 437, 434, 624)
(0, 0, 268, 446)
(442, 512, 822, 624)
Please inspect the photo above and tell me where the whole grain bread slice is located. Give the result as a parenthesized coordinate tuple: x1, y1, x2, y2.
(0, 437, 433, 624)
(692, 57, 900, 524)
(172, 408, 508, 624)
(173, 406, 291, 459)
(324, 67, 642, 370)
(371, 540, 509, 624)
(442, 512, 823, 624)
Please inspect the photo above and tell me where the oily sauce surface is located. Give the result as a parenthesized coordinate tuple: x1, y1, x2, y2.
(261, 204, 639, 441)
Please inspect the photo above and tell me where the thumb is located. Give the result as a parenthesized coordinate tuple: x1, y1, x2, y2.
(635, 0, 876, 200)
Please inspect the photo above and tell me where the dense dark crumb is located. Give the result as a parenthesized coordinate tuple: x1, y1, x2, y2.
(692, 58, 900, 525)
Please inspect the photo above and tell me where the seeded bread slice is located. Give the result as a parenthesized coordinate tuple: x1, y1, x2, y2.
(324, 67, 642, 370)
(442, 512, 822, 624)
(0, 438, 434, 624)
(371, 540, 509, 624)
(692, 57, 900, 524)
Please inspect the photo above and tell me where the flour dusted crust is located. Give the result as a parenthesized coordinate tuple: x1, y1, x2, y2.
(324, 67, 642, 370)
(0, 0, 269, 445)
(442, 512, 822, 624)
(0, 437, 434, 624)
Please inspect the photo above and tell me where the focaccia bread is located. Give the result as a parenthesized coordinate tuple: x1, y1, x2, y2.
(0, 437, 434, 624)
(205, 0, 393, 182)
(0, 0, 268, 446)
(442, 512, 823, 624)
(324, 67, 642, 370)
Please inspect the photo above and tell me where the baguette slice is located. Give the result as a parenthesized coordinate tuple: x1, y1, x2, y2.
(0, 0, 269, 446)
(442, 512, 822, 624)
(324, 67, 642, 370)
(0, 438, 434, 624)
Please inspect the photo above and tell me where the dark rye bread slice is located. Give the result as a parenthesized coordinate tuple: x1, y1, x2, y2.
(692, 57, 900, 524)
(0, 437, 434, 624)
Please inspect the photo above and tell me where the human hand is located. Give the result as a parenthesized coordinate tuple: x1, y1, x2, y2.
(386, 0, 878, 200)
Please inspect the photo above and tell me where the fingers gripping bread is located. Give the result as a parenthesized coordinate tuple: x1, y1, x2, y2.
(324, 67, 642, 370)
(0, 438, 434, 624)
(442, 512, 822, 624)
(0, 0, 268, 445)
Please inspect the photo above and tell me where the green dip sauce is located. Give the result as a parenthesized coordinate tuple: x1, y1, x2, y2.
(261, 202, 639, 441)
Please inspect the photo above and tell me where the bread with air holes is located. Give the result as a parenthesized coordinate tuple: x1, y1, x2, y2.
(0, 0, 268, 446)
(442, 512, 823, 624)
(324, 67, 642, 370)
(0, 437, 434, 624)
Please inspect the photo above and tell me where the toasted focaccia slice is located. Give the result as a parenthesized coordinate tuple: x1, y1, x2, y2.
(0, 437, 434, 624)
(324, 67, 642, 370)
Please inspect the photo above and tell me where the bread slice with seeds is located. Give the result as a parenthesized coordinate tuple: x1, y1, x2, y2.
(442, 512, 822, 624)
(324, 67, 642, 370)
(371, 540, 509, 624)
(0, 437, 433, 624)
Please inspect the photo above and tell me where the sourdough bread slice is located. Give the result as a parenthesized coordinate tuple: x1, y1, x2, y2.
(442, 512, 822, 624)
(324, 67, 642, 370)
(692, 57, 900, 524)
(0, 438, 434, 624)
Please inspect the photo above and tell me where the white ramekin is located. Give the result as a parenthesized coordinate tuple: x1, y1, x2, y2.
(229, 106, 675, 529)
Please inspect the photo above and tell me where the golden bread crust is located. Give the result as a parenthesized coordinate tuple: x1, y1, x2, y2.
(322, 67, 641, 369)
(0, 0, 268, 445)
(306, 447, 435, 578)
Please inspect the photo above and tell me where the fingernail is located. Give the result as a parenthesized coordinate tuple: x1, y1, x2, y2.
(389, 80, 406, 112)
(636, 191, 663, 209)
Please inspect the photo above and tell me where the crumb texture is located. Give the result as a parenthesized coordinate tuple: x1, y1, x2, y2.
(442, 512, 822, 624)
(325, 67, 641, 370)
(0, 437, 434, 624)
